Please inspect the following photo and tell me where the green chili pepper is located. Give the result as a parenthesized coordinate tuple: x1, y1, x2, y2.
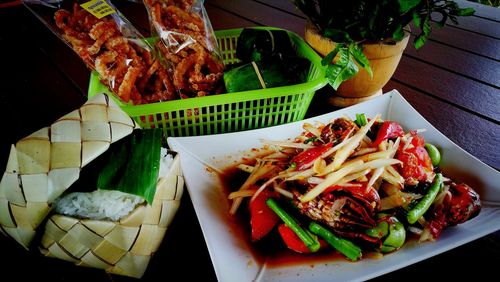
(407, 173, 444, 224)
(355, 113, 367, 127)
(424, 143, 441, 166)
(309, 222, 362, 261)
(266, 198, 320, 252)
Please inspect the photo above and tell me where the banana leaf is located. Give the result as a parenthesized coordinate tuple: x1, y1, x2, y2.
(96, 129, 163, 204)
(236, 28, 296, 62)
(224, 58, 310, 93)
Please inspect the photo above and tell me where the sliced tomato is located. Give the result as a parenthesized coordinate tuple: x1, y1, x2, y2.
(372, 121, 404, 147)
(412, 146, 433, 172)
(278, 224, 327, 253)
(290, 142, 333, 171)
(397, 147, 433, 185)
(397, 150, 424, 185)
(249, 189, 280, 241)
(410, 133, 426, 148)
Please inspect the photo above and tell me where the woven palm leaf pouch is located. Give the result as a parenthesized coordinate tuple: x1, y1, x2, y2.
(0, 93, 184, 278)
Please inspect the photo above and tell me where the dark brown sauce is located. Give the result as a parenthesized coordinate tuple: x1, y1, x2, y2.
(219, 164, 353, 268)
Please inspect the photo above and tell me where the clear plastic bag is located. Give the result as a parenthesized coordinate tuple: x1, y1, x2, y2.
(143, 0, 225, 99)
(23, 0, 177, 105)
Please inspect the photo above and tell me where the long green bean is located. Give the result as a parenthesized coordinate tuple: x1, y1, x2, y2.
(266, 198, 320, 252)
(407, 173, 443, 224)
(309, 222, 362, 261)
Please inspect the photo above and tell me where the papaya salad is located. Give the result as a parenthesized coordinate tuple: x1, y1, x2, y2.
(225, 114, 481, 260)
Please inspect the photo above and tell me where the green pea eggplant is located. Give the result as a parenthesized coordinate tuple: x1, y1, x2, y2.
(366, 216, 406, 253)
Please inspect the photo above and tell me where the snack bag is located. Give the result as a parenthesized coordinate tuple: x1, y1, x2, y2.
(23, 0, 177, 105)
(143, 0, 225, 99)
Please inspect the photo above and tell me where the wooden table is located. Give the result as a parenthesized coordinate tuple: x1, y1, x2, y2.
(0, 0, 498, 281)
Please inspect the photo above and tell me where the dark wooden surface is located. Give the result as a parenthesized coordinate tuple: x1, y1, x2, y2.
(0, 0, 499, 281)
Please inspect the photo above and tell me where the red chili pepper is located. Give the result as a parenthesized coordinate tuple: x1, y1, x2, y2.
(249, 189, 280, 241)
(278, 224, 327, 253)
(290, 142, 333, 170)
(372, 121, 404, 147)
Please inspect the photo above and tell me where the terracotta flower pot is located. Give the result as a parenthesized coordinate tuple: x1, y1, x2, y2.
(305, 22, 409, 107)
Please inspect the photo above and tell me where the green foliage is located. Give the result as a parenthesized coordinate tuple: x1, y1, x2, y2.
(473, 0, 499, 7)
(292, 0, 475, 89)
(349, 44, 372, 77)
(324, 45, 358, 90)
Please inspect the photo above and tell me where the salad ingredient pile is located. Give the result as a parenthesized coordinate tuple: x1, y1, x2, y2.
(226, 114, 481, 260)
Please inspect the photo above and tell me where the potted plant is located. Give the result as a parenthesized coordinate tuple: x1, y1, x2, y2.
(292, 0, 475, 106)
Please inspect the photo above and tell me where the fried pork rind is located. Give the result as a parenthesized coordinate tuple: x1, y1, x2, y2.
(143, 0, 225, 98)
(24, 0, 177, 105)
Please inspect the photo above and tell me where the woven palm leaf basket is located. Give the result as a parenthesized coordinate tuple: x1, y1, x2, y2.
(0, 93, 184, 278)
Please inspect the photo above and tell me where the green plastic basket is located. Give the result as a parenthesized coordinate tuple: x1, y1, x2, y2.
(88, 27, 327, 137)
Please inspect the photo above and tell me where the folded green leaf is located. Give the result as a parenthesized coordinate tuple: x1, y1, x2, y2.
(236, 28, 295, 62)
(224, 58, 309, 92)
(97, 129, 163, 204)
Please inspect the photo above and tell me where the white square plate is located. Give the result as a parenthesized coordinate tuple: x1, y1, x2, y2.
(167, 90, 500, 282)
